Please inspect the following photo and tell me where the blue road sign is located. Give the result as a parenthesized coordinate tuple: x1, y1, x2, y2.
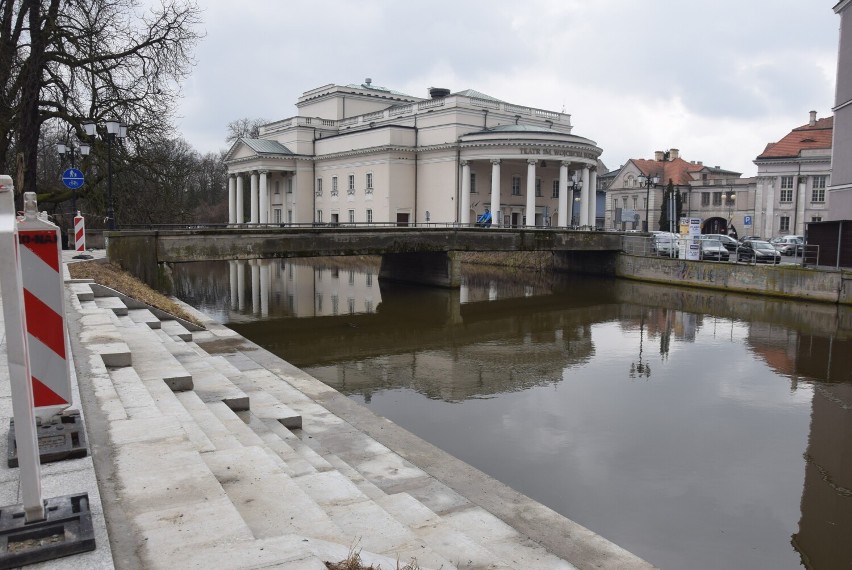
(62, 168, 84, 190)
(744, 215, 753, 226)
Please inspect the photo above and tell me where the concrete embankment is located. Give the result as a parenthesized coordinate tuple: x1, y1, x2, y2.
(614, 255, 852, 305)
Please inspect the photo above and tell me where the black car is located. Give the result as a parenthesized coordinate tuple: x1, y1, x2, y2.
(736, 240, 781, 264)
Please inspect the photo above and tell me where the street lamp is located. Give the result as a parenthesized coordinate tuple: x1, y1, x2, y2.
(83, 119, 127, 230)
(638, 173, 660, 232)
(725, 189, 736, 235)
(56, 140, 90, 214)
(569, 172, 582, 227)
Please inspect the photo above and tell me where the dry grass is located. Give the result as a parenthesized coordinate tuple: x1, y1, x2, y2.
(67, 260, 204, 327)
(325, 543, 422, 570)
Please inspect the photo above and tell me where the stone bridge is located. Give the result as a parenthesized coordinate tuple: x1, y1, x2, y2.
(106, 227, 624, 289)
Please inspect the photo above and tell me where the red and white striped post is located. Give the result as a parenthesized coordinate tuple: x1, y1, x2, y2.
(0, 177, 45, 522)
(16, 193, 73, 421)
(74, 212, 85, 252)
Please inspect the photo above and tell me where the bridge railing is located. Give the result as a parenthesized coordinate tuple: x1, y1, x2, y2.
(115, 221, 602, 232)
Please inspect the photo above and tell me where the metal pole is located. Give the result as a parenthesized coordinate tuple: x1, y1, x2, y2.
(644, 183, 650, 232)
(107, 135, 115, 230)
(70, 147, 77, 215)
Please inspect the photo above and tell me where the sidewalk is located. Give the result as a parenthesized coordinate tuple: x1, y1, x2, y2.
(0, 250, 653, 569)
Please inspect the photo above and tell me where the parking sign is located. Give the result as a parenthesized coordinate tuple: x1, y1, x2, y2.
(744, 215, 752, 227)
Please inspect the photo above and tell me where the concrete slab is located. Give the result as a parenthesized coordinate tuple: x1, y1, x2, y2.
(118, 328, 192, 391)
(174, 391, 242, 451)
(172, 357, 248, 410)
(244, 389, 302, 429)
(93, 296, 128, 316)
(109, 366, 161, 420)
(69, 282, 94, 302)
(127, 308, 161, 329)
(160, 319, 192, 341)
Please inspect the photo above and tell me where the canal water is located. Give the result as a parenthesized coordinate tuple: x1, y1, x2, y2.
(171, 258, 852, 570)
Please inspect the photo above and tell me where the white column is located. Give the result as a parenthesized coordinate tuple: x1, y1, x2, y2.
(526, 159, 536, 227)
(579, 166, 590, 227)
(490, 159, 501, 227)
(259, 170, 268, 225)
(235, 174, 244, 223)
(250, 171, 259, 224)
(236, 260, 246, 311)
(796, 176, 807, 235)
(558, 162, 569, 227)
(587, 168, 598, 229)
(460, 160, 471, 225)
(228, 175, 236, 224)
(229, 261, 237, 311)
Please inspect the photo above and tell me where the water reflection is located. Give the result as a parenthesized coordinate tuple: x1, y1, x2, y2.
(171, 259, 852, 570)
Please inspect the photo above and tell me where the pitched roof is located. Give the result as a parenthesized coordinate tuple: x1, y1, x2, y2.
(241, 139, 292, 155)
(453, 89, 504, 102)
(756, 117, 833, 159)
(630, 157, 706, 186)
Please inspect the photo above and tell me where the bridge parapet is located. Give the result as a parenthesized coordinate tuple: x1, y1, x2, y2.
(107, 227, 624, 289)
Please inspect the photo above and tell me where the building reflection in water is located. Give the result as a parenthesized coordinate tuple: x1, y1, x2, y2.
(171, 258, 852, 568)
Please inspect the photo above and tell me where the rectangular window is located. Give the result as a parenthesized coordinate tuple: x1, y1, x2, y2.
(712, 192, 722, 206)
(348, 174, 355, 191)
(701, 192, 710, 206)
(274, 209, 282, 223)
(331, 176, 338, 196)
(779, 216, 790, 232)
(812, 216, 822, 222)
(812, 185, 825, 203)
(470, 172, 477, 193)
(274, 181, 280, 195)
(535, 178, 542, 197)
(366, 172, 373, 191)
(622, 196, 628, 207)
(287, 210, 293, 223)
(780, 188, 793, 203)
(348, 209, 355, 223)
(366, 272, 373, 287)
(781, 176, 794, 189)
(366, 209, 373, 223)
(552, 179, 559, 198)
(315, 178, 322, 195)
(316, 210, 322, 223)
(287, 178, 293, 193)
(348, 270, 355, 285)
(632, 196, 638, 209)
(813, 175, 827, 188)
(512, 176, 521, 195)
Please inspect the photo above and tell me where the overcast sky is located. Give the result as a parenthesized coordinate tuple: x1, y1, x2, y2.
(175, 0, 841, 177)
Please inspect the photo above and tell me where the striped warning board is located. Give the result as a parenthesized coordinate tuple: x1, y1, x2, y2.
(74, 214, 85, 252)
(17, 222, 72, 420)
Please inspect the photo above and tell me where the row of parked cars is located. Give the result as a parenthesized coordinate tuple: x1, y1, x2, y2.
(651, 232, 804, 264)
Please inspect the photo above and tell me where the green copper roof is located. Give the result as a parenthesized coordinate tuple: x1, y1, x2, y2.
(241, 139, 292, 155)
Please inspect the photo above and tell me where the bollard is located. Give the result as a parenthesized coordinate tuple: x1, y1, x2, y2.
(74, 212, 85, 252)
(0, 177, 44, 522)
(16, 192, 72, 421)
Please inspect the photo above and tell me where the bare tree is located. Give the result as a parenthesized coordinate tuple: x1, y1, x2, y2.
(0, 0, 202, 198)
(225, 117, 267, 143)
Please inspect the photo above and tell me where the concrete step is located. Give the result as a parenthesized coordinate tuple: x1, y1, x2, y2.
(173, 355, 249, 411)
(161, 318, 192, 341)
(260, 418, 336, 474)
(127, 307, 162, 329)
(243, 389, 302, 429)
(109, 366, 162, 420)
(206, 402, 266, 448)
(118, 325, 193, 391)
(76, 309, 132, 368)
(143, 371, 217, 453)
(202, 445, 344, 543)
(93, 295, 128, 316)
(240, 412, 320, 478)
(174, 390, 242, 451)
(69, 281, 94, 302)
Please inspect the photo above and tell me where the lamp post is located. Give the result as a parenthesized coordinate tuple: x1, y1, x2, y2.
(56, 140, 90, 214)
(83, 119, 126, 230)
(570, 172, 582, 227)
(725, 188, 736, 235)
(638, 173, 660, 232)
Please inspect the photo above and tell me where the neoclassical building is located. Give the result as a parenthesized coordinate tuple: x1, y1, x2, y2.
(223, 80, 604, 228)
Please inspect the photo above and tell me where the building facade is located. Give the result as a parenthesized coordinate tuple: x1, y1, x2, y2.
(223, 81, 604, 228)
(830, 0, 852, 218)
(753, 111, 832, 237)
(604, 149, 755, 236)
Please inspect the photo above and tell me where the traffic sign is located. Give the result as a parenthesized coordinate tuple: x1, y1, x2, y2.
(61, 168, 84, 190)
(744, 215, 753, 226)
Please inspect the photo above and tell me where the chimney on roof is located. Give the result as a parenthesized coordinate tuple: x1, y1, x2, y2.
(365, 78, 372, 87)
(697, 161, 703, 166)
(654, 151, 665, 161)
(669, 148, 679, 160)
(428, 87, 451, 99)
(809, 110, 817, 126)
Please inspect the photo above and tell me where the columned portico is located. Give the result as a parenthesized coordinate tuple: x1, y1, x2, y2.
(558, 162, 569, 227)
(461, 160, 471, 225)
(490, 159, 501, 227)
(250, 171, 259, 224)
(526, 159, 536, 227)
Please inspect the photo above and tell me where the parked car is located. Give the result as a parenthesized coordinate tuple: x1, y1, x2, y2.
(770, 235, 804, 256)
(699, 234, 739, 253)
(651, 231, 679, 257)
(737, 240, 781, 264)
(738, 235, 761, 243)
(699, 239, 730, 261)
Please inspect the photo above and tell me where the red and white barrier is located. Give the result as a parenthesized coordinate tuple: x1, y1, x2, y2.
(74, 213, 85, 252)
(16, 194, 72, 421)
(0, 178, 44, 522)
